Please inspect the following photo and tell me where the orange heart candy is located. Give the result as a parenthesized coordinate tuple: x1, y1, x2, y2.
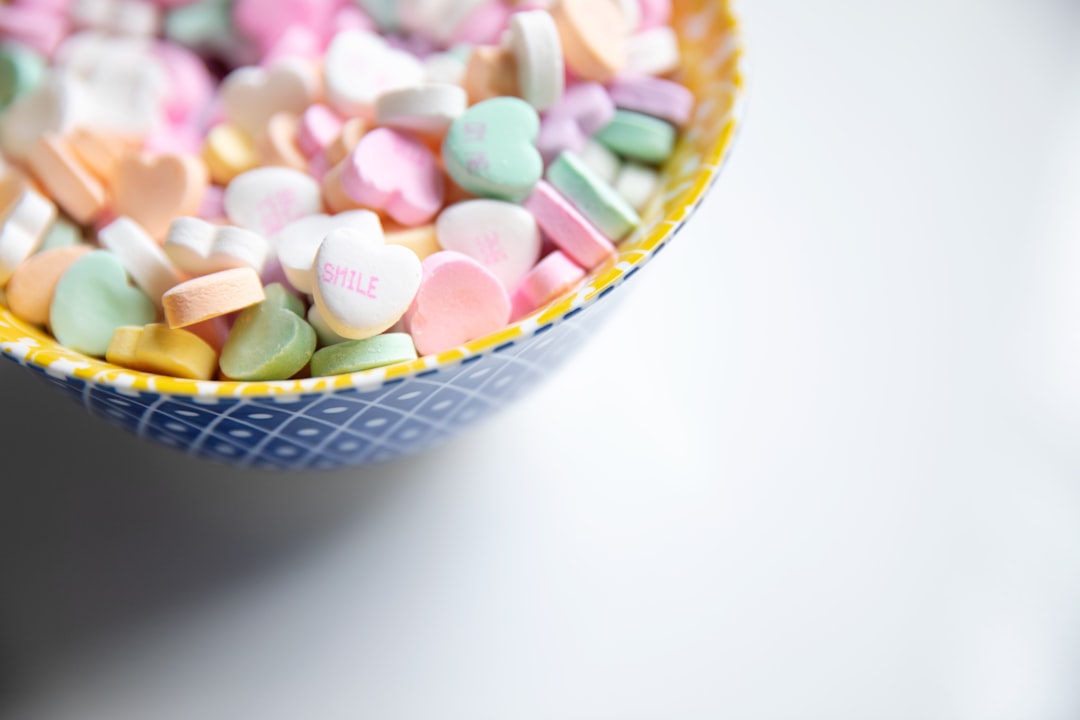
(112, 153, 210, 242)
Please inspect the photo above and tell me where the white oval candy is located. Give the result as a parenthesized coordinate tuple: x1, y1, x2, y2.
(224, 167, 324, 237)
(614, 162, 660, 212)
(509, 9, 565, 112)
(0, 177, 57, 288)
(220, 58, 319, 139)
(435, 199, 541, 290)
(275, 209, 383, 294)
(312, 226, 422, 340)
(164, 216, 270, 277)
(97, 216, 186, 306)
(324, 30, 425, 119)
(374, 84, 467, 136)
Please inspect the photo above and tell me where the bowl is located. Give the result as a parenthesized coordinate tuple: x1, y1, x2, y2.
(0, 0, 747, 471)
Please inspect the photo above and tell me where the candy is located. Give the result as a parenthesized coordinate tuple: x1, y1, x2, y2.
(218, 282, 316, 381)
(164, 216, 270, 276)
(219, 58, 319, 139)
(374, 83, 467, 137)
(0, 173, 56, 287)
(508, 9, 565, 112)
(523, 180, 616, 270)
(97, 216, 186, 305)
(26, 133, 108, 226)
(443, 96, 543, 202)
(435, 198, 541, 289)
(310, 332, 418, 377)
(50, 249, 157, 357)
(545, 150, 640, 242)
(550, 0, 626, 83)
(274, 209, 383, 294)
(312, 225, 423, 341)
(112, 151, 209, 240)
(510, 248, 585, 321)
(340, 127, 444, 227)
(162, 266, 266, 329)
(0, 43, 47, 111)
(593, 108, 676, 165)
(323, 30, 424, 119)
(223, 166, 323, 236)
(106, 322, 217, 380)
(6, 244, 91, 326)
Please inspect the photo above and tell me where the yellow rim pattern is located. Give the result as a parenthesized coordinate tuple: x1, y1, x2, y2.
(0, 0, 746, 398)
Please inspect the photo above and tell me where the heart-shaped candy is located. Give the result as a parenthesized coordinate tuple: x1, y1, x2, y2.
(435, 199, 541, 290)
(218, 282, 316, 381)
(50, 249, 157, 357)
(220, 58, 319, 138)
(112, 151, 209, 241)
(402, 250, 511, 356)
(312, 225, 422, 340)
(164, 216, 270, 276)
(0, 72, 88, 163)
(0, 174, 57, 287)
(98, 216, 187, 305)
(275, 209, 382, 294)
(232, 0, 338, 54)
(340, 128, 444, 227)
(323, 30, 424, 119)
(442, 96, 542, 203)
(224, 166, 324, 237)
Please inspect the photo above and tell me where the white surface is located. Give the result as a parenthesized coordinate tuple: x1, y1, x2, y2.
(3, 1, 1080, 718)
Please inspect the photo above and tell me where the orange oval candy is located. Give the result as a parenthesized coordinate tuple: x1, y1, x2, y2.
(551, 0, 627, 83)
(162, 266, 266, 329)
(6, 245, 92, 327)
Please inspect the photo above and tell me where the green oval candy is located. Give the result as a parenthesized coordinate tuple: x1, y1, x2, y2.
(50, 250, 156, 358)
(594, 110, 677, 166)
(546, 150, 641, 242)
(0, 43, 45, 111)
(443, 97, 543, 203)
(310, 333, 418, 377)
(219, 284, 317, 382)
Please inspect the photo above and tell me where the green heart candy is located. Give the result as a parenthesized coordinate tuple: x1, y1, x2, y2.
(0, 43, 45, 111)
(50, 250, 157, 358)
(442, 97, 543, 203)
(219, 283, 317, 381)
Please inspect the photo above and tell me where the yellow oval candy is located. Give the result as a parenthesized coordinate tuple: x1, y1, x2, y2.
(203, 124, 258, 185)
(106, 323, 219, 380)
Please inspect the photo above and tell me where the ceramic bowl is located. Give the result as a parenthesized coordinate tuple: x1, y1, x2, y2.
(0, 0, 746, 470)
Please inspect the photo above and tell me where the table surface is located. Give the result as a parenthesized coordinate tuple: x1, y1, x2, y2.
(3, 1, 1080, 718)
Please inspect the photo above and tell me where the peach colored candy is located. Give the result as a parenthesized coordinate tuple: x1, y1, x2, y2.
(256, 112, 308, 172)
(112, 151, 209, 241)
(162, 266, 266, 329)
(464, 45, 520, 104)
(67, 128, 141, 188)
(25, 134, 108, 226)
(6, 245, 92, 327)
(551, 0, 627, 83)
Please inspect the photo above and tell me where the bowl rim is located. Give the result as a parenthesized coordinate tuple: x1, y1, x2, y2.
(0, 0, 749, 399)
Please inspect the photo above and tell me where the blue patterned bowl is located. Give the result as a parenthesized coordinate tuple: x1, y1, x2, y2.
(0, 0, 746, 470)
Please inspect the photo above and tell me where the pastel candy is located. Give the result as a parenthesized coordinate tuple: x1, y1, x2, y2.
(50, 250, 157, 357)
(594, 109, 676, 165)
(508, 9, 564, 112)
(523, 180, 616, 270)
(164, 216, 270, 276)
(0, 71, 87, 163)
(341, 128, 445, 227)
(220, 58, 319, 138)
(442, 97, 542, 203)
(297, 103, 343, 159)
(224, 166, 324, 236)
(435, 199, 541, 289)
(39, 216, 83, 251)
(0, 42, 46, 110)
(162, 266, 266, 328)
(98, 217, 187, 306)
(274, 209, 383, 294)
(312, 225, 422, 340)
(255, 112, 308, 172)
(309, 332, 418, 377)
(373, 83, 467, 137)
(6, 244, 93, 327)
(112, 152, 210, 241)
(545, 150, 640, 241)
(510, 249, 586, 321)
(26, 133, 108, 226)
(203, 123, 259, 185)
(551, 0, 626, 83)
(402, 250, 512, 356)
(536, 82, 615, 164)
(385, 223, 440, 262)
(323, 30, 424, 119)
(106, 323, 218, 380)
(607, 73, 695, 128)
(218, 282, 317, 381)
(614, 161, 660, 212)
(625, 26, 680, 76)
(0, 173, 56, 287)
(579, 137, 622, 184)
(307, 302, 350, 347)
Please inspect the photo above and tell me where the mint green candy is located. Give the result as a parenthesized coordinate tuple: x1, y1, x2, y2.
(165, 0, 234, 50)
(310, 333, 418, 377)
(219, 283, 317, 382)
(595, 110, 677, 166)
(443, 97, 543, 203)
(0, 43, 45, 110)
(39, 217, 83, 251)
(356, 0, 401, 31)
(50, 251, 156, 358)
(546, 150, 641, 242)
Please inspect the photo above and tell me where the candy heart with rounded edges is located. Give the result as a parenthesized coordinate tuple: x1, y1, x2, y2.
(435, 199, 541, 290)
(164, 216, 270, 276)
(218, 282, 316, 381)
(112, 152, 209, 241)
(341, 127, 444, 227)
(323, 29, 424, 119)
(0, 174, 57, 287)
(220, 58, 319, 138)
(274, 209, 382, 294)
(224, 166, 324, 237)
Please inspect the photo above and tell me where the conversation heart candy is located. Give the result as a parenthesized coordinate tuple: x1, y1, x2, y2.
(508, 9, 565, 112)
(312, 225, 422, 341)
(545, 150, 640, 241)
(164, 216, 270, 276)
(219, 58, 319, 138)
(203, 123, 259, 185)
(106, 323, 218, 380)
(97, 216, 187, 305)
(373, 83, 467, 137)
(0, 173, 57, 287)
(323, 30, 424, 119)
(218, 282, 317, 381)
(50, 249, 157, 357)
(442, 97, 543, 203)
(232, 0, 338, 54)
(309, 332, 418, 377)
(112, 151, 210, 240)
(26, 133, 109, 226)
(435, 199, 541, 290)
(224, 166, 324, 237)
(523, 180, 616, 270)
(162, 266, 266, 328)
(274, 209, 382, 294)
(6, 244, 93, 327)
(510, 249, 586, 322)
(402, 250, 512, 356)
(551, 0, 627, 83)
(0, 71, 88, 163)
(256, 112, 308, 172)
(340, 127, 444, 227)
(594, 109, 676, 165)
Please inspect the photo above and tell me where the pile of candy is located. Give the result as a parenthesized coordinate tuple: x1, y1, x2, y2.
(0, 0, 694, 382)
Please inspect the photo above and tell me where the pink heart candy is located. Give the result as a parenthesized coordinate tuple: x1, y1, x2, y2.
(403, 251, 512, 357)
(340, 127, 444, 227)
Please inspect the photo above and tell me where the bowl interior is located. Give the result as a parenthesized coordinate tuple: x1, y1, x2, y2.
(0, 0, 746, 399)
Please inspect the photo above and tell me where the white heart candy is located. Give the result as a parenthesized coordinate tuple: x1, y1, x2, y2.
(164, 216, 271, 277)
(323, 30, 425, 119)
(224, 167, 324, 237)
(312, 226, 422, 340)
(435, 199, 541, 289)
(0, 176, 58, 288)
(274, 209, 382, 294)
(97, 216, 186, 306)
(220, 58, 319, 138)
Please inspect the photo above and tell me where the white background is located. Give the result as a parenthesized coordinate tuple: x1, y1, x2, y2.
(2, 1, 1080, 718)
